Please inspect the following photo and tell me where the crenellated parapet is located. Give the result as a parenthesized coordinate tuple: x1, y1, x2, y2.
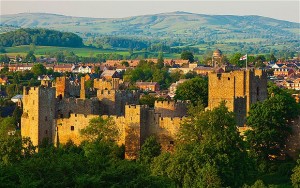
(56, 97, 100, 118)
(154, 100, 189, 117)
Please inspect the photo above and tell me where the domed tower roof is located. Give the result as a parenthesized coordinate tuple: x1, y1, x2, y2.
(213, 49, 222, 57)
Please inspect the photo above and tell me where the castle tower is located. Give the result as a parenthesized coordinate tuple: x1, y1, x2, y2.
(208, 69, 267, 126)
(21, 86, 56, 146)
(80, 77, 86, 99)
(54, 76, 68, 98)
(124, 105, 148, 159)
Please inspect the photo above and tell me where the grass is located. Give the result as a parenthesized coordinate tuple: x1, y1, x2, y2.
(3, 45, 127, 57)
(1, 45, 182, 59)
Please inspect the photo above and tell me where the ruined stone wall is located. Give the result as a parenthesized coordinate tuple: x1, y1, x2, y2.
(97, 90, 139, 116)
(94, 78, 121, 90)
(54, 114, 99, 145)
(54, 114, 126, 147)
(54, 77, 80, 98)
(57, 97, 100, 118)
(154, 100, 188, 117)
(21, 86, 56, 146)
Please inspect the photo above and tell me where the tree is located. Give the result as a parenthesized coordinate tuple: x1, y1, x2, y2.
(269, 54, 277, 63)
(138, 136, 161, 165)
(31, 64, 47, 77)
(24, 51, 36, 62)
(181, 51, 194, 63)
(291, 155, 300, 187)
(151, 103, 251, 187)
(139, 94, 157, 108)
(156, 52, 164, 69)
(0, 54, 10, 63)
(80, 117, 119, 142)
(121, 60, 129, 67)
(245, 86, 300, 160)
(174, 77, 208, 106)
(0, 65, 9, 73)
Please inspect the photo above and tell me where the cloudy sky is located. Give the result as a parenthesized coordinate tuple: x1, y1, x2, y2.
(1, 0, 299, 23)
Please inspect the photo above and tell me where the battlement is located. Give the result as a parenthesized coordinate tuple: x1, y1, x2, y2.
(126, 104, 149, 110)
(155, 100, 189, 108)
(23, 86, 55, 95)
(154, 100, 188, 117)
(67, 113, 99, 119)
(98, 89, 117, 95)
(58, 97, 98, 104)
(160, 117, 184, 121)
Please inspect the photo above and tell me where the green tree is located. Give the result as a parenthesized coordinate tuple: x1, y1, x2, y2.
(230, 53, 245, 67)
(156, 52, 164, 69)
(174, 77, 208, 106)
(245, 87, 300, 160)
(0, 65, 9, 73)
(80, 117, 119, 142)
(121, 60, 129, 67)
(139, 94, 157, 108)
(31, 64, 47, 76)
(151, 103, 250, 187)
(291, 155, 300, 187)
(0, 54, 10, 63)
(181, 51, 194, 63)
(24, 51, 36, 62)
(138, 136, 161, 165)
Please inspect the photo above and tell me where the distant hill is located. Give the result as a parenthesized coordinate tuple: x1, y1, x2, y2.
(1, 12, 299, 40)
(0, 28, 83, 47)
(0, 12, 299, 54)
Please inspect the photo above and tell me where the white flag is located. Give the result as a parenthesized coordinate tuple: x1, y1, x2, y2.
(240, 54, 247, 60)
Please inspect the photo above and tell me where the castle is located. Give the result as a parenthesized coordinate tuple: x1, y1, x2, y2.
(208, 69, 268, 126)
(21, 69, 268, 159)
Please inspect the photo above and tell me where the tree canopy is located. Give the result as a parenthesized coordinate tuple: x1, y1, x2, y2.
(245, 84, 300, 160)
(174, 77, 208, 106)
(0, 28, 83, 47)
(151, 103, 251, 187)
(181, 51, 194, 63)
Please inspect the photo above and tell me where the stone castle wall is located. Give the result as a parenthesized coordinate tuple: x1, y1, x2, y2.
(57, 97, 100, 118)
(154, 100, 188, 117)
(208, 70, 267, 126)
(54, 77, 80, 98)
(21, 86, 56, 146)
(94, 78, 121, 90)
(97, 89, 139, 116)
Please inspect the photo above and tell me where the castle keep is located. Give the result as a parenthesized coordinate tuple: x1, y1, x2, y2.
(21, 70, 268, 158)
(208, 69, 268, 126)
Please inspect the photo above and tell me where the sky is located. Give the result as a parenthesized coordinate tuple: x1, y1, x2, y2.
(1, 0, 300, 23)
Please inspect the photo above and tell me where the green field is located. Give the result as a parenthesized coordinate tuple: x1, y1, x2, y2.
(1, 45, 183, 59)
(3, 46, 127, 57)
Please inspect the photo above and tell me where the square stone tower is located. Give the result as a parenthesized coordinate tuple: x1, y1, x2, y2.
(21, 86, 56, 146)
(208, 69, 267, 126)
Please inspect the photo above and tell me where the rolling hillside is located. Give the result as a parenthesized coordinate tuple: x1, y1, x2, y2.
(1, 12, 299, 41)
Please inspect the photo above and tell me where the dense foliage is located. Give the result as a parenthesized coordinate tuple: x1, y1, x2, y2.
(151, 103, 251, 187)
(0, 28, 83, 47)
(245, 83, 300, 160)
(174, 77, 208, 106)
(123, 60, 173, 89)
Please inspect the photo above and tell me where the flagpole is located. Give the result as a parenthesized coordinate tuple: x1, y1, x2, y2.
(246, 54, 247, 70)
